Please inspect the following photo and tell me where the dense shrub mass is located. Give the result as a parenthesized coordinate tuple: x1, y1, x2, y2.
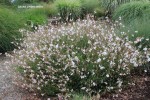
(10, 20, 148, 97)
(0, 7, 23, 53)
(113, 1, 150, 23)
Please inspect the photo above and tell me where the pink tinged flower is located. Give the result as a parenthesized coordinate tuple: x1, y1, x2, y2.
(32, 79, 37, 83)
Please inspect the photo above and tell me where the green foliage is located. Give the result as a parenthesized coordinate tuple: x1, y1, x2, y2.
(54, 0, 81, 22)
(113, 1, 150, 51)
(94, 7, 105, 18)
(79, 0, 105, 19)
(72, 93, 91, 100)
(80, 0, 100, 14)
(13, 0, 39, 4)
(21, 8, 48, 28)
(100, 0, 149, 17)
(113, 1, 150, 23)
(0, 7, 23, 53)
(0, 0, 12, 5)
(42, 3, 58, 17)
(13, 0, 55, 5)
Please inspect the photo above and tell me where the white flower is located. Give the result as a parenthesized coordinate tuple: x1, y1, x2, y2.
(99, 65, 105, 70)
(102, 51, 107, 56)
(81, 87, 86, 90)
(116, 37, 120, 40)
(74, 56, 79, 62)
(97, 58, 101, 63)
(32, 79, 37, 83)
(144, 70, 147, 73)
(56, 44, 59, 48)
(106, 74, 109, 77)
(117, 79, 122, 87)
(143, 47, 147, 51)
(93, 82, 96, 86)
(37, 87, 41, 90)
(148, 58, 150, 62)
(119, 16, 121, 20)
(133, 63, 138, 67)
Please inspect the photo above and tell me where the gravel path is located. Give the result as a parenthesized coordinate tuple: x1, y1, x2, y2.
(0, 54, 25, 100)
(0, 54, 41, 100)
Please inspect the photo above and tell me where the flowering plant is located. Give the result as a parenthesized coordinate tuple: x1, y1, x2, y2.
(10, 19, 145, 97)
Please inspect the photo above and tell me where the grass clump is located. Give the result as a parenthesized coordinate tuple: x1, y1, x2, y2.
(10, 20, 145, 97)
(113, 1, 150, 23)
(42, 3, 58, 17)
(54, 0, 81, 22)
(0, 7, 23, 53)
(80, 0, 99, 14)
(21, 8, 48, 28)
(80, 0, 105, 19)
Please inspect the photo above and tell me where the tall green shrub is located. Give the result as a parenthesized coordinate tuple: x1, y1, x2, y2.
(100, 0, 149, 17)
(0, 7, 23, 53)
(113, 1, 150, 23)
